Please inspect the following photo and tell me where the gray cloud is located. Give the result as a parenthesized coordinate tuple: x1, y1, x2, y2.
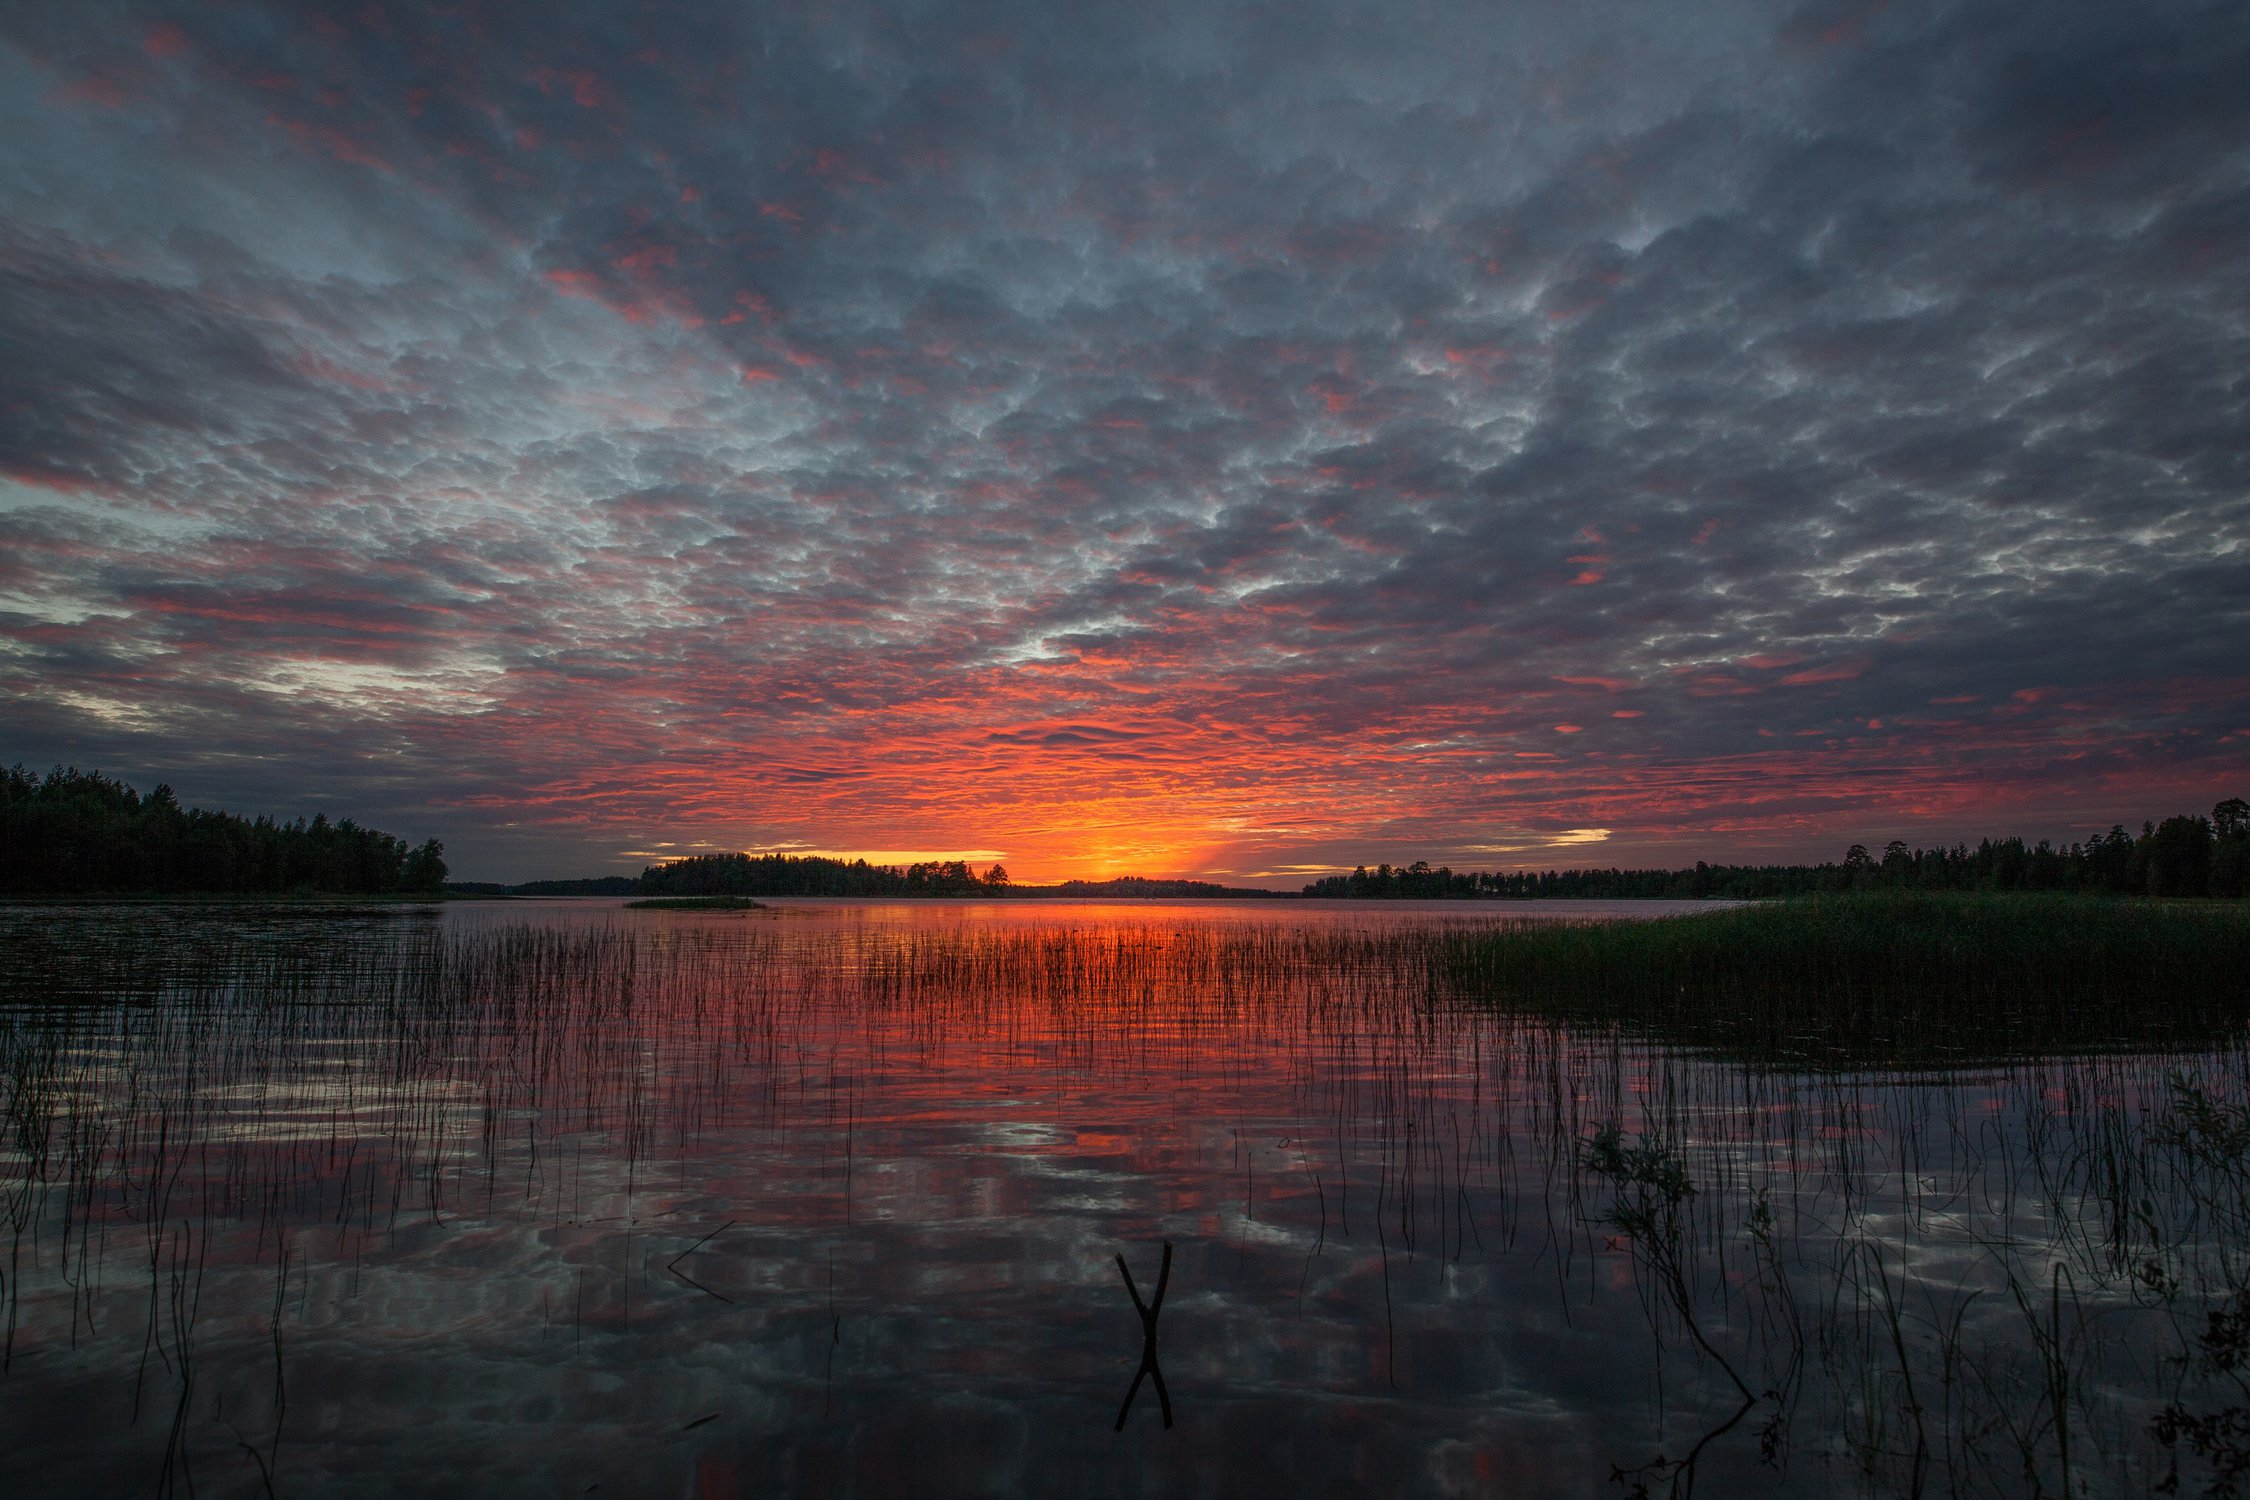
(1, 0, 2245, 878)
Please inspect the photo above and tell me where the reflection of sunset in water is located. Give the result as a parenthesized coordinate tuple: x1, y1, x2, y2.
(0, 900, 2240, 1498)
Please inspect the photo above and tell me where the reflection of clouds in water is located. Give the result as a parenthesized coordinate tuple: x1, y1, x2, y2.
(0, 903, 2236, 1496)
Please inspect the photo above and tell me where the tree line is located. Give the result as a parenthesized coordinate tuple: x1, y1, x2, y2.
(1, 766, 447, 896)
(457, 864, 1282, 899)
(1044, 876, 1281, 899)
(1303, 797, 2250, 901)
(639, 851, 1010, 898)
(630, 855, 1291, 900)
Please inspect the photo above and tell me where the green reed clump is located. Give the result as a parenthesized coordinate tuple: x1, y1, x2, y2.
(1446, 893, 2250, 1065)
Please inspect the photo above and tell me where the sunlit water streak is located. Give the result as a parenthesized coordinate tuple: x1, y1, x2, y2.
(0, 899, 2243, 1498)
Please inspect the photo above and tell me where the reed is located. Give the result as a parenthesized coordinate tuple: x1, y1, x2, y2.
(1444, 893, 2250, 1064)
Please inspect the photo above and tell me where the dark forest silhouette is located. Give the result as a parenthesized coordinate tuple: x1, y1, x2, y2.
(12, 764, 2243, 904)
(627, 854, 1276, 900)
(1, 766, 447, 896)
(638, 851, 1008, 898)
(1304, 798, 2250, 901)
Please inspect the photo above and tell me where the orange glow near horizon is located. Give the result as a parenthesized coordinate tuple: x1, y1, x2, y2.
(490, 667, 2250, 885)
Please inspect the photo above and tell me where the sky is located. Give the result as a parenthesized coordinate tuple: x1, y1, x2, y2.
(2, 0, 2246, 884)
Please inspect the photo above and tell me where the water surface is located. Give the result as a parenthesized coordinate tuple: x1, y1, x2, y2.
(1, 899, 2240, 1497)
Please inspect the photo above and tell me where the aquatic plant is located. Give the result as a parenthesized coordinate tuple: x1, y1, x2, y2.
(1447, 892, 2250, 1065)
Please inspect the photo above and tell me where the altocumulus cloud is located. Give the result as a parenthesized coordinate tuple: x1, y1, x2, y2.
(1, 0, 2245, 880)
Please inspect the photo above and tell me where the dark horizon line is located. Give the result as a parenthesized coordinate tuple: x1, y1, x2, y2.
(472, 800, 2250, 901)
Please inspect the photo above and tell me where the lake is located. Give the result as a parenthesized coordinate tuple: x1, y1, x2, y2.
(1, 898, 2242, 1497)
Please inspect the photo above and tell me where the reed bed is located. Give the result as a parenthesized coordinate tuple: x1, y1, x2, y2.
(1445, 893, 2250, 1064)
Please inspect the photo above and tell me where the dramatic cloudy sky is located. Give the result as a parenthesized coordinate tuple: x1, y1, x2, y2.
(3, 0, 2246, 882)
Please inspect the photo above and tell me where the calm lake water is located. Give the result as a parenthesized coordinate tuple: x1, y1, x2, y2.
(1, 898, 2243, 1497)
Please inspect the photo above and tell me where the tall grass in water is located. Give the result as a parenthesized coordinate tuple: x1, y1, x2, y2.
(1445, 893, 2250, 1064)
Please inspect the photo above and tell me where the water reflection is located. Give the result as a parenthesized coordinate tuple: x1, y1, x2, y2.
(0, 901, 2241, 1498)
